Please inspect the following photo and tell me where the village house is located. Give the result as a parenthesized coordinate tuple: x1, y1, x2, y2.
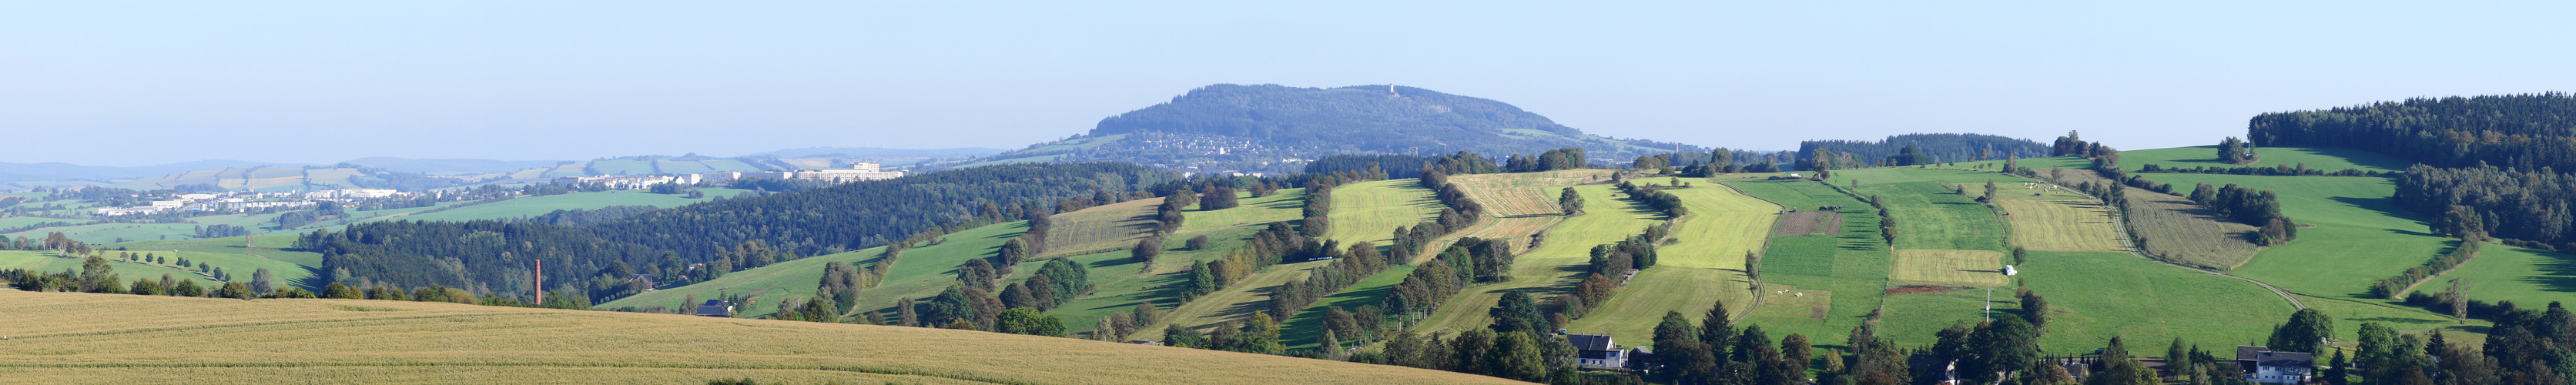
(2233, 346, 2314, 384)
(1566, 333, 1631, 370)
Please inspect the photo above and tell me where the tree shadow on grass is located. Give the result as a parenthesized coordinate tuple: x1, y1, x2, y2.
(2515, 248, 2576, 295)
(2330, 196, 2432, 227)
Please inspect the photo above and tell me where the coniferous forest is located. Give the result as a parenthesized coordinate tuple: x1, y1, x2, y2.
(2250, 93, 2576, 249)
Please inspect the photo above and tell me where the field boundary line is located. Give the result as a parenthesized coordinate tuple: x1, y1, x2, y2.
(2390, 246, 2483, 298)
(1710, 180, 1790, 323)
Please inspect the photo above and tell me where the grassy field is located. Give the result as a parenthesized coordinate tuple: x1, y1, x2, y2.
(1824, 168, 2015, 252)
(2003, 251, 2298, 353)
(601, 221, 1034, 318)
(588, 159, 655, 175)
(5, 222, 205, 244)
(1720, 178, 1891, 347)
(1888, 249, 2009, 288)
(2118, 146, 2411, 173)
(1321, 179, 1444, 246)
(0, 290, 1519, 384)
(1071, 190, 1314, 342)
(1562, 184, 1777, 341)
(1280, 264, 1419, 350)
(379, 190, 712, 223)
(1138, 261, 1329, 340)
(0, 216, 91, 229)
(1039, 197, 1159, 257)
(1415, 182, 1663, 337)
(653, 159, 715, 174)
(2416, 246, 2576, 309)
(1045, 223, 1275, 340)
(2144, 174, 2454, 300)
(1955, 156, 2095, 171)
(1177, 188, 1308, 233)
(1995, 199, 2125, 253)
(3, 236, 322, 291)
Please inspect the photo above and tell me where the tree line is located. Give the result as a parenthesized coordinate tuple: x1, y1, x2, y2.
(2246, 92, 2576, 172)
(291, 162, 1182, 304)
(1799, 133, 2050, 171)
(2397, 163, 2576, 250)
(1565, 226, 1667, 320)
(2137, 163, 2394, 177)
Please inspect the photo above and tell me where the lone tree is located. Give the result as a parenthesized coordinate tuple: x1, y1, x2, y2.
(1131, 237, 1164, 264)
(2267, 308, 2335, 353)
(1559, 187, 1585, 216)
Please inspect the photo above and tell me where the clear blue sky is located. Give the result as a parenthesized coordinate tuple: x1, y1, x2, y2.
(5, 2, 2569, 166)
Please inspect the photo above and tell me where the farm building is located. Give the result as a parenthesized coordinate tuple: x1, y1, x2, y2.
(695, 300, 732, 318)
(2233, 346, 2313, 384)
(1565, 333, 1630, 369)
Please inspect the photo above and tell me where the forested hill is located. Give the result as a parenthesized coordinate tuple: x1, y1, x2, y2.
(953, 84, 1697, 173)
(1796, 133, 2048, 169)
(305, 162, 1184, 302)
(2249, 92, 2576, 171)
(2249, 92, 2576, 249)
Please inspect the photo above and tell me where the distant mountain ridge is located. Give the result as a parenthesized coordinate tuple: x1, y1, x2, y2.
(0, 159, 317, 182)
(950, 84, 1700, 173)
(0, 146, 1008, 189)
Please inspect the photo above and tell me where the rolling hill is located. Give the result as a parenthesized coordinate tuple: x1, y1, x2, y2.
(953, 84, 1703, 173)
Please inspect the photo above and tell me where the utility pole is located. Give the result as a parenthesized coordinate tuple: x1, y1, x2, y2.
(1984, 288, 1993, 322)
(534, 259, 543, 304)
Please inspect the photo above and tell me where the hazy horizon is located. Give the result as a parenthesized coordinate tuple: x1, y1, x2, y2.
(7, 2, 2571, 166)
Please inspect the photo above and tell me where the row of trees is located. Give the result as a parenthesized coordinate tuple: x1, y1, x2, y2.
(1302, 180, 1336, 237)
(4, 254, 554, 310)
(2367, 241, 2481, 300)
(1566, 226, 1666, 320)
(1267, 241, 1393, 320)
(2182, 182, 2297, 245)
(1505, 147, 1591, 172)
(1179, 223, 1311, 301)
(1613, 180, 1690, 218)
(2137, 163, 2395, 177)
(1800, 133, 2052, 171)
(2052, 131, 2112, 158)
(1381, 239, 1509, 319)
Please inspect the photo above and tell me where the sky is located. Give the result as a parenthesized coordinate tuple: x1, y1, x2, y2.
(5, 2, 2571, 166)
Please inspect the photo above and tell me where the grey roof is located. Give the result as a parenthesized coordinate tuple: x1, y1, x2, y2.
(703, 300, 725, 306)
(2236, 345, 2269, 361)
(1567, 333, 1616, 351)
(2255, 351, 2314, 368)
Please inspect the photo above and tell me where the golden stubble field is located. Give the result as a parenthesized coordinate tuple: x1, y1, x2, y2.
(0, 290, 1522, 385)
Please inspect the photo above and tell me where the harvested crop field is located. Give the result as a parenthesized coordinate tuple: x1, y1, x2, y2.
(1446, 169, 1613, 216)
(1771, 210, 1843, 236)
(1889, 249, 2009, 288)
(2038, 169, 2259, 270)
(1, 291, 1517, 385)
(1997, 199, 2125, 253)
